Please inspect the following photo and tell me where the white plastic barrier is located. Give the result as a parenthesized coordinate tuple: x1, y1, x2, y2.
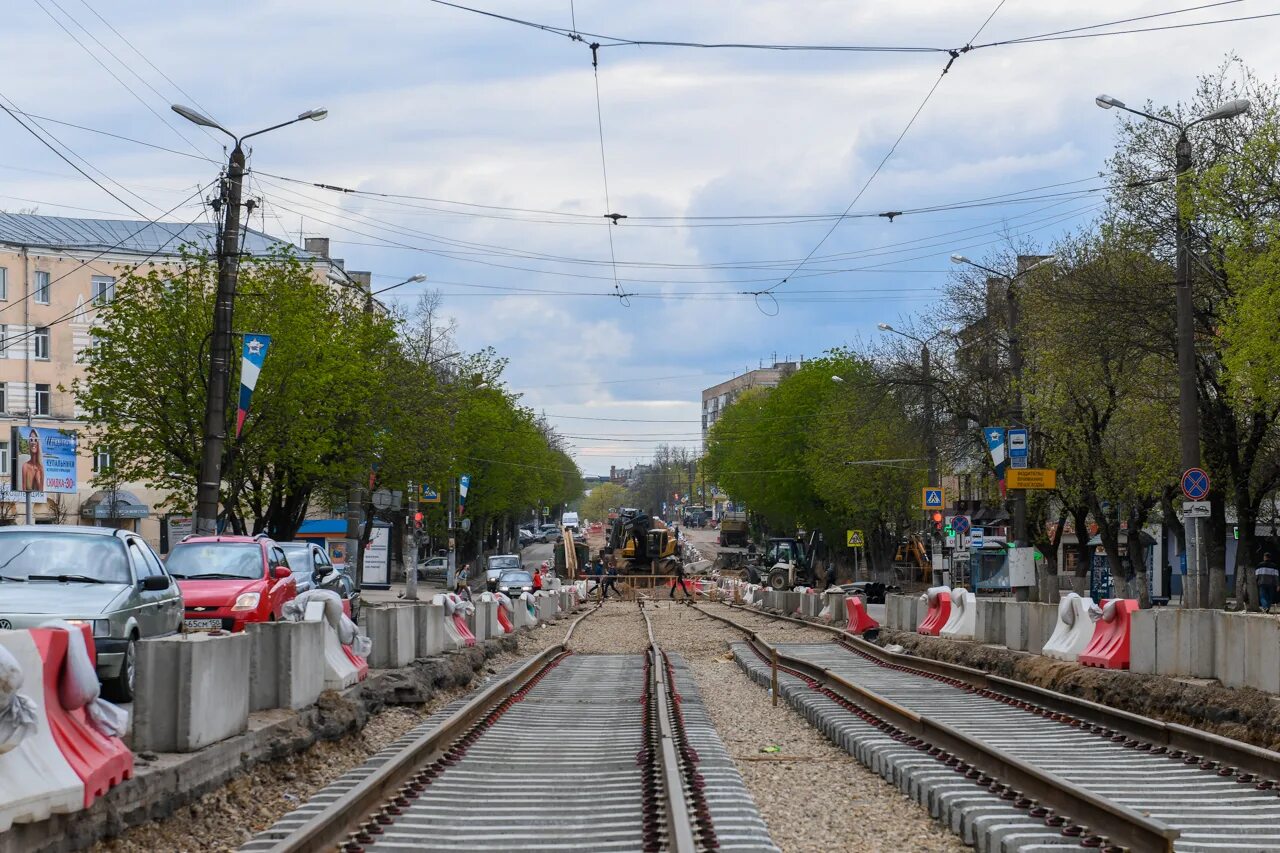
(304, 600, 362, 690)
(433, 594, 469, 648)
(0, 630, 83, 831)
(1043, 593, 1098, 661)
(939, 587, 977, 640)
(514, 593, 537, 629)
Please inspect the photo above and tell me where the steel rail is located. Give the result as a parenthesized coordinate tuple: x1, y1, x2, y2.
(641, 604, 702, 853)
(696, 603, 1181, 853)
(260, 603, 602, 853)
(716, 600, 1280, 781)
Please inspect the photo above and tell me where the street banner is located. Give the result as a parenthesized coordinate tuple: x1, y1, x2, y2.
(12, 426, 77, 493)
(984, 426, 1008, 496)
(458, 474, 471, 515)
(235, 333, 271, 438)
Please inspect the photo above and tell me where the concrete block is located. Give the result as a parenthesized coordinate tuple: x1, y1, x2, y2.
(1244, 614, 1280, 694)
(975, 598, 1007, 646)
(470, 596, 498, 642)
(133, 632, 250, 753)
(1214, 611, 1248, 689)
(1130, 609, 1157, 675)
(822, 591, 846, 626)
(559, 589, 573, 612)
(1175, 608, 1216, 678)
(800, 593, 821, 618)
(364, 604, 416, 669)
(246, 620, 324, 712)
(415, 602, 447, 658)
(1005, 601, 1030, 651)
(1026, 602, 1056, 655)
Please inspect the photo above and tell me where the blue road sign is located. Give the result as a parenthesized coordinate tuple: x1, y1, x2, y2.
(952, 515, 971, 534)
(923, 488, 944, 508)
(972, 527, 985, 548)
(1181, 468, 1210, 501)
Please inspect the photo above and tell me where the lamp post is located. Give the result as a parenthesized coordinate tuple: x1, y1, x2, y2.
(1095, 93, 1250, 608)
(173, 104, 328, 536)
(951, 253, 1055, 600)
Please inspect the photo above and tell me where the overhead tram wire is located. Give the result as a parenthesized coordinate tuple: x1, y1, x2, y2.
(585, 39, 627, 303)
(751, 0, 1008, 309)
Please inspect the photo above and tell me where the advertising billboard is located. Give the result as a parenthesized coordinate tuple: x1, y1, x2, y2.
(12, 427, 77, 494)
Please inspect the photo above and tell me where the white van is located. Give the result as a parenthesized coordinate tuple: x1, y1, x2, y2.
(561, 511, 580, 532)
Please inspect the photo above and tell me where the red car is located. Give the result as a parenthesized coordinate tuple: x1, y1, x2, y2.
(166, 535, 297, 632)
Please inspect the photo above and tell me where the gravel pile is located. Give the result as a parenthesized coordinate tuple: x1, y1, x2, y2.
(644, 601, 967, 853)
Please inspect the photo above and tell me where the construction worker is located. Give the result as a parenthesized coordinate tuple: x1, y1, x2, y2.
(602, 561, 620, 599)
(671, 560, 691, 600)
(588, 558, 604, 595)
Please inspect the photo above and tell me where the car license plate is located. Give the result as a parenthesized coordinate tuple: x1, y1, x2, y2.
(184, 618, 222, 631)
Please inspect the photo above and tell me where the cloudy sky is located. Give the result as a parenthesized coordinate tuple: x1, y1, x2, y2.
(4, 1, 1276, 475)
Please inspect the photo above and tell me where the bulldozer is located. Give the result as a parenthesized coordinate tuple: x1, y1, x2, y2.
(604, 513, 680, 571)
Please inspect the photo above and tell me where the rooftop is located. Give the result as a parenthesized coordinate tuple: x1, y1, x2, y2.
(0, 212, 307, 258)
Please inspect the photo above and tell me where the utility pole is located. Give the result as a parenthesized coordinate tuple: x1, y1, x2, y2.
(193, 143, 245, 536)
(1173, 131, 1208, 607)
(172, 103, 328, 536)
(1094, 93, 1250, 608)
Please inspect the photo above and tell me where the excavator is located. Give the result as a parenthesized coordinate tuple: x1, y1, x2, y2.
(603, 512, 680, 572)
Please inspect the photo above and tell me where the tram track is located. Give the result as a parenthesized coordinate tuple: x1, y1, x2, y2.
(240, 601, 776, 853)
(694, 600, 1280, 853)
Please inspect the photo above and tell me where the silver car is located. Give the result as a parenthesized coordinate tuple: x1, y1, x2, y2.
(0, 525, 182, 701)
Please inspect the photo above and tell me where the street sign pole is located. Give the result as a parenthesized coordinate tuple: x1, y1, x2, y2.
(1181, 468, 1211, 607)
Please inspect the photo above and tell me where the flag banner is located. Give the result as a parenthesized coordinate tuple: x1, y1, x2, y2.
(458, 474, 471, 516)
(236, 333, 271, 438)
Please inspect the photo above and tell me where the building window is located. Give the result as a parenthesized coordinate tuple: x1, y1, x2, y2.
(0, 267, 7, 300)
(0, 442, 8, 475)
(93, 446, 111, 473)
(33, 271, 50, 305)
(0, 324, 7, 354)
(91, 276, 115, 305)
(0, 382, 6, 413)
(33, 327, 50, 361)
(34, 384, 50, 416)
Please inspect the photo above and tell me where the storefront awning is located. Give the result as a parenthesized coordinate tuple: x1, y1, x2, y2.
(80, 489, 150, 520)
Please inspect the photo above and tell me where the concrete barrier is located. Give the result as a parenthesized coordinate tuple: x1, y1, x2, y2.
(307, 602, 366, 689)
(975, 598, 1007, 646)
(133, 632, 250, 753)
(820, 591, 846, 625)
(363, 604, 416, 670)
(513, 594, 537, 629)
(246, 620, 324, 712)
(559, 589, 573, 613)
(800, 591, 822, 618)
(470, 595, 499, 642)
(1244, 613, 1280, 693)
(415, 601, 447, 657)
(1004, 601, 1056, 654)
(0, 629, 84, 831)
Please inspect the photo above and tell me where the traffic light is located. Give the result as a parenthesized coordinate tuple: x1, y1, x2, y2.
(932, 512, 943, 535)
(414, 511, 424, 529)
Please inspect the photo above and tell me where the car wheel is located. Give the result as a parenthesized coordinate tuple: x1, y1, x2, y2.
(102, 636, 136, 703)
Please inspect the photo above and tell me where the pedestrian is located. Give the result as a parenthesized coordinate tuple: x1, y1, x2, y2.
(602, 562, 620, 599)
(534, 562, 545, 592)
(1257, 552, 1278, 612)
(670, 560, 691, 600)
(456, 563, 472, 602)
(825, 560, 838, 590)
(588, 557, 604, 595)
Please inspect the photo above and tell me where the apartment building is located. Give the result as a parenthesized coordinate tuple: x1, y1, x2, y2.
(0, 213, 345, 545)
(700, 361, 798, 441)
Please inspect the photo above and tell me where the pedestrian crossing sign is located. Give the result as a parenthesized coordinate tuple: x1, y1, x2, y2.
(922, 487, 944, 509)
(846, 529, 865, 548)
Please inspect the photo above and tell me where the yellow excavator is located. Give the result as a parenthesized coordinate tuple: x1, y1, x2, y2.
(604, 512, 681, 572)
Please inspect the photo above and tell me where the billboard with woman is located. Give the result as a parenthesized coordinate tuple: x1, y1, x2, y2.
(12, 427, 77, 494)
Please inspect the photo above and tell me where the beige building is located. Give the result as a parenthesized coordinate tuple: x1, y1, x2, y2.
(0, 214, 348, 548)
(701, 361, 798, 441)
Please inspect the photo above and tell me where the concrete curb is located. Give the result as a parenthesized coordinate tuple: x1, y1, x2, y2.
(0, 632, 522, 853)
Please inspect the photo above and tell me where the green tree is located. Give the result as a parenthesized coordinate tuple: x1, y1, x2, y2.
(581, 482, 626, 523)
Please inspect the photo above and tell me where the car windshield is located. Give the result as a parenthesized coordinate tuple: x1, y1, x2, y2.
(487, 556, 521, 571)
(166, 543, 263, 580)
(499, 572, 533, 586)
(0, 531, 131, 584)
(278, 544, 311, 568)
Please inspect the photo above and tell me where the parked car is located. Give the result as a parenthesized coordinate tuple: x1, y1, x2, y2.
(166, 535, 297, 633)
(517, 528, 537, 546)
(420, 555, 449, 583)
(538, 524, 559, 543)
(0, 525, 182, 701)
(496, 570, 535, 598)
(280, 541, 362, 624)
(485, 554, 522, 591)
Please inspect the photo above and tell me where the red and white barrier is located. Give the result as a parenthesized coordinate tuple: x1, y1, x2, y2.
(917, 586, 952, 635)
(0, 630, 85, 831)
(304, 600, 365, 690)
(445, 594, 477, 646)
(1043, 593, 1098, 662)
(844, 595, 880, 636)
(1079, 599, 1138, 669)
(939, 588, 976, 640)
(493, 593, 515, 634)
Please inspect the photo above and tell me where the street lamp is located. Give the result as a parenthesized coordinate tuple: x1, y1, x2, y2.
(1094, 93, 1249, 607)
(173, 104, 328, 536)
(950, 254, 1055, 597)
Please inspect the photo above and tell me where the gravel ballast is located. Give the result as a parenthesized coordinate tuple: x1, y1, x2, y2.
(642, 602, 968, 853)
